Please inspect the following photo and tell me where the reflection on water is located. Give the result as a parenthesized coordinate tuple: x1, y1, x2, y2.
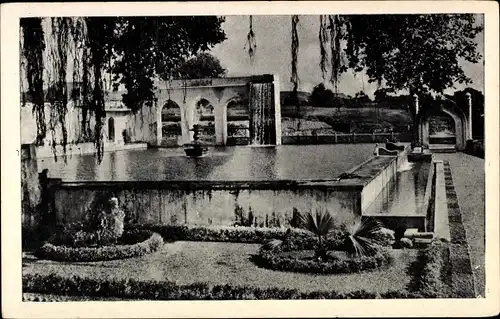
(36, 144, 378, 181)
(364, 162, 430, 217)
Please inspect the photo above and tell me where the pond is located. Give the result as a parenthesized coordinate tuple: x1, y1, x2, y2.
(36, 144, 378, 181)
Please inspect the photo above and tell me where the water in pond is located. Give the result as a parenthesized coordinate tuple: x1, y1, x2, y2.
(363, 162, 431, 217)
(36, 144, 378, 181)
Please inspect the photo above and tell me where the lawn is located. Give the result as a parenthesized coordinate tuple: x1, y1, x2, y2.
(23, 241, 419, 295)
(281, 106, 413, 133)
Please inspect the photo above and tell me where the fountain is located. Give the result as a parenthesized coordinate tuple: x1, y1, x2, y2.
(184, 124, 208, 157)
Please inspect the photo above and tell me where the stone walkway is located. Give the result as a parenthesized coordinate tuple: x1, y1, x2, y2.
(435, 152, 485, 296)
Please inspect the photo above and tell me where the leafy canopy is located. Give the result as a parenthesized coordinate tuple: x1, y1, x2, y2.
(173, 52, 227, 80)
(343, 14, 482, 94)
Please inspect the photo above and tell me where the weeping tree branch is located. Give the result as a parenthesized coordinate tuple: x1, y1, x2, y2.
(318, 15, 329, 80)
(291, 15, 300, 131)
(328, 15, 344, 94)
(47, 17, 70, 162)
(245, 16, 257, 61)
(21, 18, 46, 145)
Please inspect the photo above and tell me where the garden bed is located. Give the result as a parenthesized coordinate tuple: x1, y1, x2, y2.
(23, 222, 453, 299)
(24, 241, 418, 297)
(34, 230, 163, 262)
(252, 248, 394, 274)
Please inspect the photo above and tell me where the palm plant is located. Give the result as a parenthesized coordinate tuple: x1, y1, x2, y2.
(259, 239, 284, 254)
(342, 217, 384, 257)
(298, 210, 337, 261)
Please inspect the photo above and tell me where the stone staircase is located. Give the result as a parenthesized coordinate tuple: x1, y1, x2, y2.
(429, 144, 456, 153)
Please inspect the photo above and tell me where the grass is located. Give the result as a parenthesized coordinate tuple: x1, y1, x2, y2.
(24, 241, 418, 295)
(281, 106, 412, 132)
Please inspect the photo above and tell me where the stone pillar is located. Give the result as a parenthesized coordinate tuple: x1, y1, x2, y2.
(466, 92, 473, 140)
(413, 94, 419, 116)
(214, 102, 227, 145)
(273, 74, 282, 146)
(412, 94, 420, 147)
(156, 102, 163, 146)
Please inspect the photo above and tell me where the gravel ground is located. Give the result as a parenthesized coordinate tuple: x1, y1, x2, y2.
(435, 153, 485, 296)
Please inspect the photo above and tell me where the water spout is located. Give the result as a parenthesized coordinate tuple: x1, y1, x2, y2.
(250, 82, 275, 145)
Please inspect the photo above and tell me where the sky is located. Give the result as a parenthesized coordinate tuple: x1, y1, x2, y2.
(210, 15, 485, 98)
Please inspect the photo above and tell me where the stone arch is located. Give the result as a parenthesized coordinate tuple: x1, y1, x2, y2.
(417, 100, 468, 150)
(193, 97, 216, 143)
(161, 99, 182, 146)
(108, 117, 115, 142)
(194, 98, 215, 122)
(225, 95, 250, 145)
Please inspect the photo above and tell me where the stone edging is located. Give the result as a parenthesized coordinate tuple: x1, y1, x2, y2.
(34, 232, 163, 262)
(252, 249, 394, 274)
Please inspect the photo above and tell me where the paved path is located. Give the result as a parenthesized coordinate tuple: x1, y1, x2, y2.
(435, 152, 485, 296)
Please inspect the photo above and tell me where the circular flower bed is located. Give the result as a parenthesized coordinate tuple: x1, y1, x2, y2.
(34, 230, 163, 262)
(252, 247, 394, 274)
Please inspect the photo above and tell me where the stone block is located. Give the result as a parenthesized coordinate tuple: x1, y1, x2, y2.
(403, 228, 419, 237)
(413, 238, 434, 248)
(378, 147, 398, 156)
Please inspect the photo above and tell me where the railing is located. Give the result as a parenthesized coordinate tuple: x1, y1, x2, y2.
(282, 132, 412, 144)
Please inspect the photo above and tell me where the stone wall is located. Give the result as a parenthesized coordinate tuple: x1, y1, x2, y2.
(21, 144, 41, 238)
(52, 181, 362, 228)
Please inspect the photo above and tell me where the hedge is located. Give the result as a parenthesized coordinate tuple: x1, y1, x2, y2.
(34, 232, 163, 262)
(407, 241, 451, 298)
(252, 248, 394, 274)
(129, 224, 345, 250)
(23, 273, 425, 300)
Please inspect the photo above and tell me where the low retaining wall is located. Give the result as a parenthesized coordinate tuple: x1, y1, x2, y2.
(359, 145, 411, 213)
(35, 142, 148, 159)
(52, 180, 362, 227)
(433, 160, 451, 241)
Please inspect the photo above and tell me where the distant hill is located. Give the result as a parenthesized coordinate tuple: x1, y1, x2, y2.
(280, 91, 311, 106)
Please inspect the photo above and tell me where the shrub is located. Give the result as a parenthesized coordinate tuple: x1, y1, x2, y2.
(23, 273, 422, 300)
(129, 224, 345, 250)
(297, 210, 338, 261)
(418, 242, 448, 297)
(34, 232, 163, 262)
(341, 218, 385, 257)
(398, 238, 413, 249)
(252, 247, 393, 274)
(373, 228, 396, 246)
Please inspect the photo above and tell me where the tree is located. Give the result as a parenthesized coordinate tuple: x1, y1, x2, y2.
(354, 91, 371, 103)
(20, 17, 226, 161)
(310, 83, 335, 108)
(374, 88, 395, 104)
(343, 15, 482, 96)
(174, 52, 227, 79)
(247, 14, 481, 105)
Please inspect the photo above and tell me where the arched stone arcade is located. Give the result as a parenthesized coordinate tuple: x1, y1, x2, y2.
(153, 75, 281, 147)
